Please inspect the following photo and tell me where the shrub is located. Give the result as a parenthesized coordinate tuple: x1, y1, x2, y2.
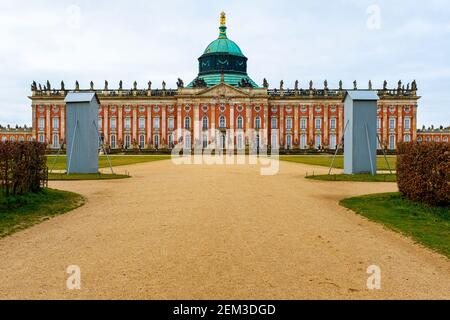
(397, 142, 450, 206)
(0, 141, 48, 197)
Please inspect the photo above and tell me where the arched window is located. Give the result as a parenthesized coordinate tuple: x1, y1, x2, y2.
(202, 116, 208, 130)
(1, 137, 6, 142)
(139, 135, 145, 149)
(10, 136, 15, 142)
(154, 135, 160, 148)
(219, 116, 226, 128)
(330, 134, 337, 149)
(185, 134, 192, 149)
(52, 134, 59, 148)
(184, 117, 191, 130)
(315, 135, 321, 149)
(168, 134, 174, 148)
(300, 134, 307, 149)
(125, 135, 131, 149)
(255, 116, 261, 129)
(202, 134, 208, 149)
(286, 135, 292, 150)
(237, 116, 243, 129)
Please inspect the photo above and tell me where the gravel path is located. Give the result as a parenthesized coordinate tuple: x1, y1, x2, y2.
(0, 159, 449, 299)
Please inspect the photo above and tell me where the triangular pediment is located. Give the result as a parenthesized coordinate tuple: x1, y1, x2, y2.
(194, 83, 250, 98)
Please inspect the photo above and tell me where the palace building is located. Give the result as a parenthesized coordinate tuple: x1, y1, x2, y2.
(27, 12, 422, 152)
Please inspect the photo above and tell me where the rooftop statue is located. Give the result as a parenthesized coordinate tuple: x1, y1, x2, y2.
(31, 81, 37, 91)
(105, 80, 109, 90)
(148, 81, 152, 90)
(368, 80, 373, 90)
(162, 81, 166, 90)
(339, 80, 343, 90)
(353, 80, 357, 90)
(309, 80, 313, 90)
(398, 80, 402, 90)
(294, 80, 299, 91)
(263, 78, 269, 88)
(412, 80, 417, 91)
(61, 81, 65, 91)
(75, 81, 79, 91)
(177, 78, 184, 88)
(133, 81, 138, 90)
(90, 81, 94, 90)
(119, 80, 123, 90)
(324, 80, 328, 90)
(47, 80, 51, 91)
(383, 80, 387, 90)
(280, 80, 284, 91)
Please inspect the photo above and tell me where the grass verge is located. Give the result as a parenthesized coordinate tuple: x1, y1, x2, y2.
(340, 193, 450, 258)
(47, 155, 171, 171)
(307, 174, 397, 182)
(48, 173, 130, 181)
(280, 155, 396, 171)
(0, 189, 85, 238)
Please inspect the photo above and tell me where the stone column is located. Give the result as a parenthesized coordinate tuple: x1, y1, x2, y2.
(162, 105, 167, 147)
(118, 106, 123, 146)
(308, 105, 314, 147)
(398, 105, 403, 145)
(412, 103, 418, 141)
(324, 104, 329, 147)
(46, 106, 51, 145)
(294, 105, 299, 147)
(383, 104, 388, 147)
(194, 104, 200, 147)
(264, 104, 269, 146)
(103, 107, 108, 144)
(132, 106, 138, 146)
(280, 105, 285, 146)
(31, 104, 37, 141)
(147, 106, 152, 147)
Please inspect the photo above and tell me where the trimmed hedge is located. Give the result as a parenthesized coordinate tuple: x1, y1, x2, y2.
(0, 142, 48, 197)
(397, 142, 450, 206)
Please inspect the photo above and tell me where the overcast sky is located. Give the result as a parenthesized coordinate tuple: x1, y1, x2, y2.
(0, 0, 449, 127)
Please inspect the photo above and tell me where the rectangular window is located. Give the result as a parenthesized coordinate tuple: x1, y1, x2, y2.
(389, 118, 396, 130)
(110, 118, 117, 130)
(39, 134, 45, 143)
(168, 118, 174, 130)
(300, 118, 307, 130)
(139, 117, 145, 129)
(286, 118, 292, 130)
(38, 117, 45, 130)
(404, 134, 411, 142)
(377, 117, 381, 130)
(154, 118, 160, 129)
(315, 118, 322, 130)
(53, 117, 59, 130)
(271, 118, 277, 129)
(404, 118, 411, 130)
(98, 117, 103, 130)
(389, 135, 396, 150)
(330, 118, 336, 130)
(125, 117, 131, 130)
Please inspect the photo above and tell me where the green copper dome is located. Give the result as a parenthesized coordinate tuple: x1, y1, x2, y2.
(204, 38, 244, 57)
(188, 12, 258, 88)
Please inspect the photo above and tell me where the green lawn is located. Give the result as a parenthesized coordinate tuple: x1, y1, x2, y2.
(280, 155, 397, 171)
(47, 155, 171, 171)
(48, 173, 130, 181)
(0, 189, 85, 238)
(341, 193, 450, 258)
(307, 174, 397, 182)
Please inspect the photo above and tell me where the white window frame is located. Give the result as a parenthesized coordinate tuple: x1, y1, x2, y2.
(286, 118, 292, 131)
(315, 118, 322, 130)
(139, 117, 145, 130)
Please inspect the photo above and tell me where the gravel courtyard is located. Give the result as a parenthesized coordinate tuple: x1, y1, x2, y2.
(0, 158, 449, 299)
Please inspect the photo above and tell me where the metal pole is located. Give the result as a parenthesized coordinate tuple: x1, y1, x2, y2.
(49, 139, 65, 174)
(377, 134, 393, 175)
(365, 123, 375, 176)
(329, 120, 349, 175)
(67, 120, 78, 175)
(93, 120, 114, 175)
